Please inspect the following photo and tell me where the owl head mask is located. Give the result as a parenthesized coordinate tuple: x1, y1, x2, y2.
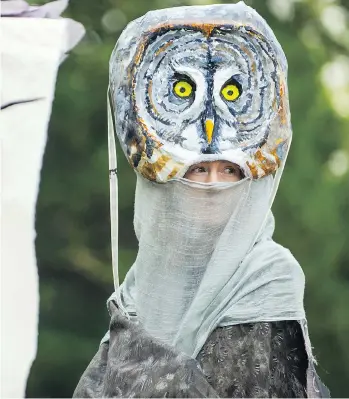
(108, 1, 291, 183)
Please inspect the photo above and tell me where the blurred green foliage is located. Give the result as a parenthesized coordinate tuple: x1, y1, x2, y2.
(26, 0, 349, 397)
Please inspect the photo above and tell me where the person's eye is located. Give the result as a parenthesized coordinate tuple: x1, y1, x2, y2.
(224, 167, 237, 174)
(195, 167, 207, 173)
(190, 166, 207, 174)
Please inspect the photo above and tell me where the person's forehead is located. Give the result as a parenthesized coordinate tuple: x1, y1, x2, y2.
(194, 160, 236, 166)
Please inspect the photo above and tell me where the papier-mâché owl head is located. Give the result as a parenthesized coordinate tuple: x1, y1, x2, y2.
(109, 2, 291, 182)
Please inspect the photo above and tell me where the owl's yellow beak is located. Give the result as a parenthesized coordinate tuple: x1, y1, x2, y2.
(205, 119, 214, 144)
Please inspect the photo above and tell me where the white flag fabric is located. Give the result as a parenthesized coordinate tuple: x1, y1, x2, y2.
(0, 6, 84, 397)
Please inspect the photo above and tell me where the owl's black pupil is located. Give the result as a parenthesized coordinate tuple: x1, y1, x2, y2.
(227, 90, 234, 96)
(180, 87, 186, 93)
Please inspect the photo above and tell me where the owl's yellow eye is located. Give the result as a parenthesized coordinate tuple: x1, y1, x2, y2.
(173, 80, 193, 98)
(221, 82, 241, 102)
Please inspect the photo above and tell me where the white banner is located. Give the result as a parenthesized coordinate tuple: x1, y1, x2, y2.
(0, 10, 84, 398)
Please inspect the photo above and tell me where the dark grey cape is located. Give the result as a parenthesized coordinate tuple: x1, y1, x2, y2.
(73, 300, 330, 398)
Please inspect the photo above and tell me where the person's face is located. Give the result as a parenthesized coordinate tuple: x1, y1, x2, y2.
(184, 160, 243, 183)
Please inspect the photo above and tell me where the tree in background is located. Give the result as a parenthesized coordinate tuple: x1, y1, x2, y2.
(26, 0, 349, 397)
